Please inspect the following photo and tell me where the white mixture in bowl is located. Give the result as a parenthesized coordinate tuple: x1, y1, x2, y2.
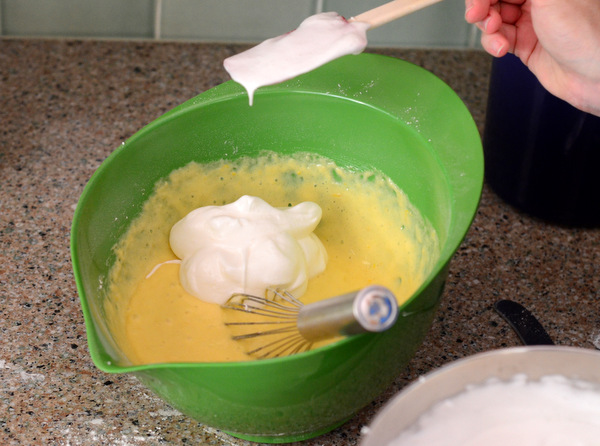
(223, 12, 369, 105)
(169, 195, 327, 305)
(389, 374, 600, 446)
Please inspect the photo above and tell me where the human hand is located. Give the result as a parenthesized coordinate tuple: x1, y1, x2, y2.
(465, 0, 600, 116)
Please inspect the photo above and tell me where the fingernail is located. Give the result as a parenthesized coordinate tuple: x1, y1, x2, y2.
(482, 16, 491, 31)
(465, 1, 474, 19)
(491, 40, 505, 56)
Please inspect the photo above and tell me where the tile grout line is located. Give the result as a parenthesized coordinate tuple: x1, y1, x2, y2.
(315, 0, 324, 14)
(467, 23, 479, 49)
(154, 0, 162, 40)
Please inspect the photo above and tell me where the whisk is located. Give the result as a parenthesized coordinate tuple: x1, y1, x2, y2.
(221, 285, 398, 359)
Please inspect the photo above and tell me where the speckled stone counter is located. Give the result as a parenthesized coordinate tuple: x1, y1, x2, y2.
(1, 39, 599, 446)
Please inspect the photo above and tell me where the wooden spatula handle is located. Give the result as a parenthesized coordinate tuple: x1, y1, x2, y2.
(351, 0, 444, 29)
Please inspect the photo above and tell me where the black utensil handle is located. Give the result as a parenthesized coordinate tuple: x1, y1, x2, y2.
(494, 299, 555, 346)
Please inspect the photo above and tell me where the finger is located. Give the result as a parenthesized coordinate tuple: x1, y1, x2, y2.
(481, 32, 510, 57)
(477, 7, 504, 33)
(466, 0, 524, 25)
(465, 0, 498, 23)
(498, 2, 522, 25)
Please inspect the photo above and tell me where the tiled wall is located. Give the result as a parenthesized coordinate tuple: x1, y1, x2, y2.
(0, 0, 479, 48)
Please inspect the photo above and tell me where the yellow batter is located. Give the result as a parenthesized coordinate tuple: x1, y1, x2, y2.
(105, 152, 439, 364)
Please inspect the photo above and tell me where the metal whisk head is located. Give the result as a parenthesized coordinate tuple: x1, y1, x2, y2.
(222, 289, 311, 359)
(222, 285, 398, 359)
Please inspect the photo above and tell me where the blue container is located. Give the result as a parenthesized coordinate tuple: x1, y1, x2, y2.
(483, 54, 600, 227)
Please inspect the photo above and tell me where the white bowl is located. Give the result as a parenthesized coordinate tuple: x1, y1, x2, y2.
(361, 346, 600, 446)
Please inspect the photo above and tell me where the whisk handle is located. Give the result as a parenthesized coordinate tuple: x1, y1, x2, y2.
(297, 285, 398, 342)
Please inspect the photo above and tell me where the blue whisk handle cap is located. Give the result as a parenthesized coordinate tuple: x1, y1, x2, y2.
(353, 285, 399, 332)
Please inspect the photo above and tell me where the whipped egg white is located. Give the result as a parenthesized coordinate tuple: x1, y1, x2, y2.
(169, 195, 328, 305)
(223, 12, 369, 105)
(389, 374, 600, 446)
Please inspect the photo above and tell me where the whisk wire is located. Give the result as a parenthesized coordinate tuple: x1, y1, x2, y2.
(247, 333, 314, 359)
(223, 289, 302, 320)
(231, 324, 299, 340)
(222, 304, 299, 320)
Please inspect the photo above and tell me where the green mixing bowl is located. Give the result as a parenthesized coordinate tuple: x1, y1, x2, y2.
(71, 53, 483, 443)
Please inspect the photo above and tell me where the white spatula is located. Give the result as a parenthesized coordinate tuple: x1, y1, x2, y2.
(224, 0, 445, 105)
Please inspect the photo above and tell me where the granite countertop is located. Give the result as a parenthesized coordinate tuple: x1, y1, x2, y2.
(1, 39, 599, 445)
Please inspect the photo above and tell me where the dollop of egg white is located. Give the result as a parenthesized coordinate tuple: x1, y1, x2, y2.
(169, 195, 327, 304)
